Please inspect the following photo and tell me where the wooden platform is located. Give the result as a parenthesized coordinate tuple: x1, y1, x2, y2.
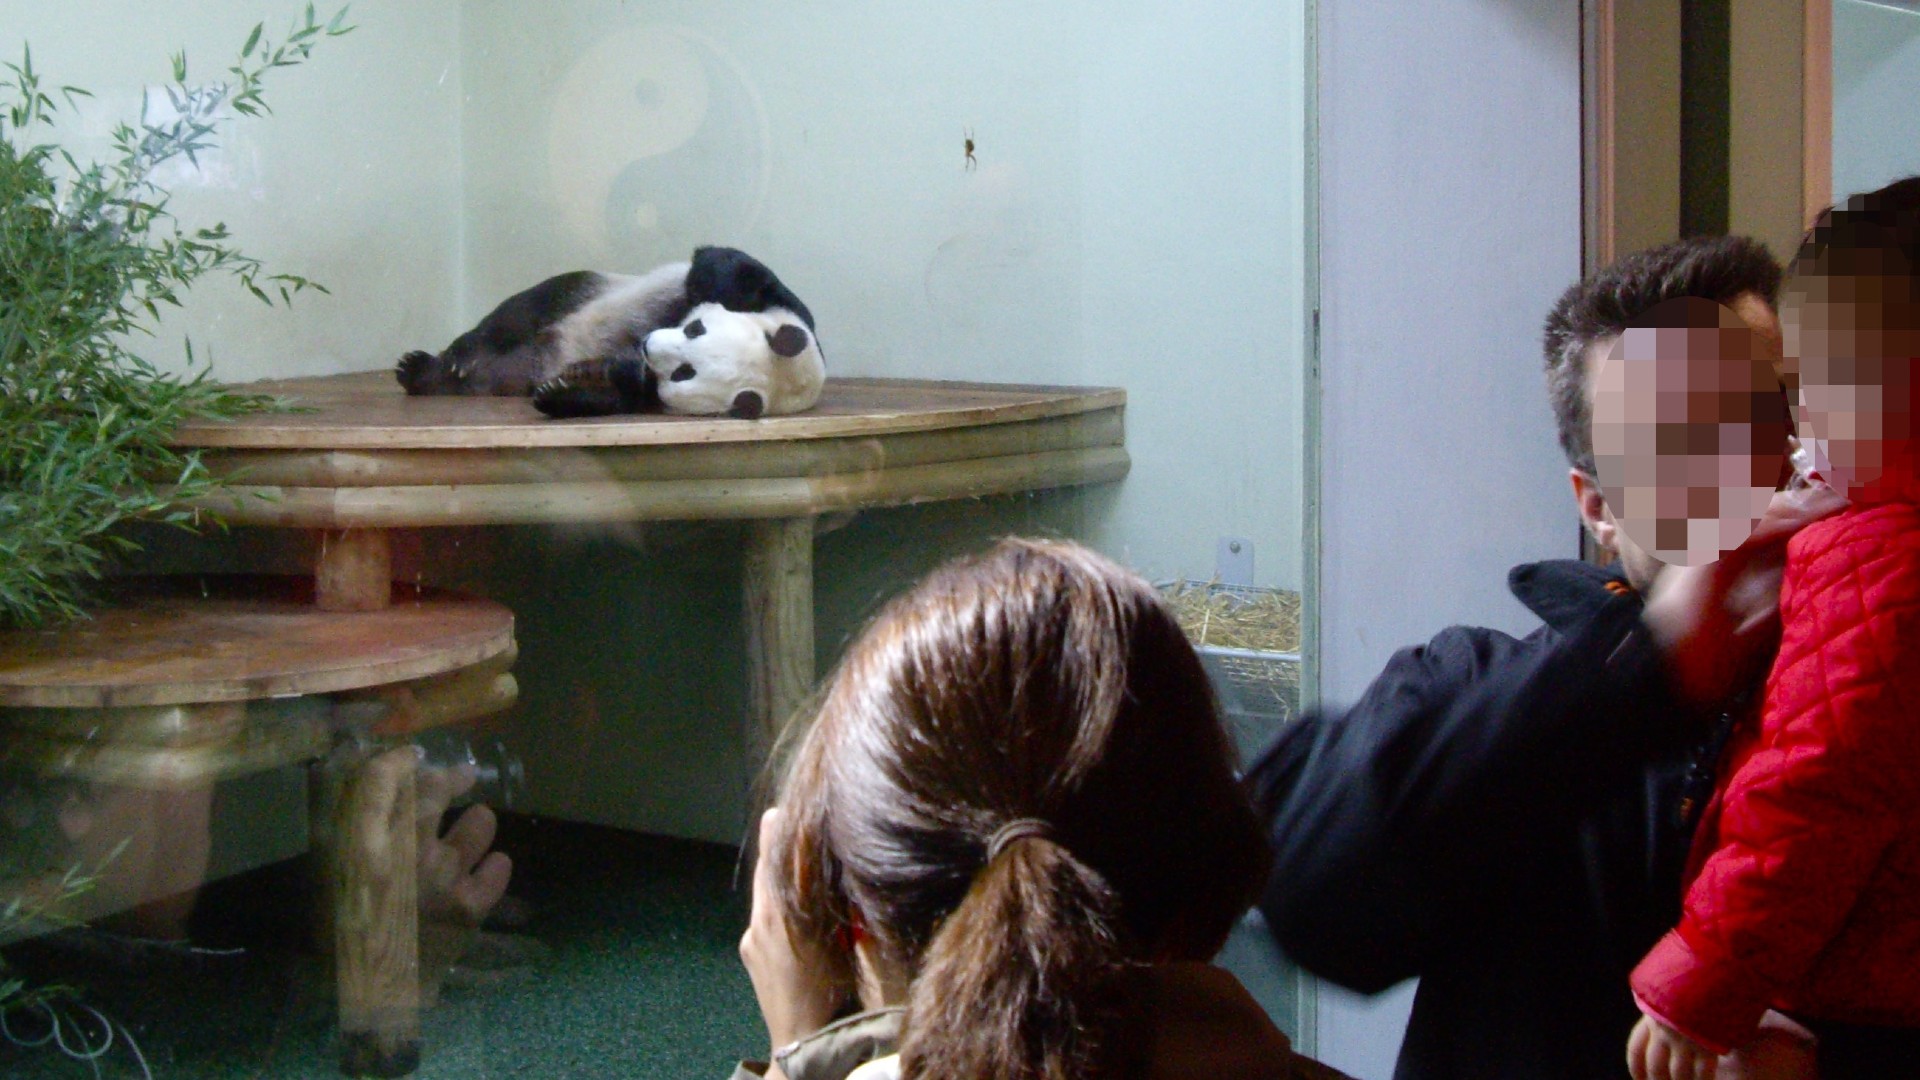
(164, 372, 1130, 738)
(174, 371, 1129, 449)
(168, 372, 1130, 529)
(0, 577, 514, 710)
(0, 575, 517, 787)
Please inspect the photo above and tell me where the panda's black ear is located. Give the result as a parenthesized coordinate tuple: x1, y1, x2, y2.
(767, 324, 810, 358)
(729, 389, 766, 420)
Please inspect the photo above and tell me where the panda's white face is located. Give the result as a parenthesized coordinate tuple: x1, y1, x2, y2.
(643, 302, 826, 418)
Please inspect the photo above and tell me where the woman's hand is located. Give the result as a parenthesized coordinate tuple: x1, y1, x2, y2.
(406, 756, 515, 1006)
(740, 808, 843, 1068)
(416, 757, 514, 926)
(415, 760, 512, 928)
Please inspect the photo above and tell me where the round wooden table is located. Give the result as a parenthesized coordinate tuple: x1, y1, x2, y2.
(172, 372, 1130, 739)
(0, 576, 517, 1076)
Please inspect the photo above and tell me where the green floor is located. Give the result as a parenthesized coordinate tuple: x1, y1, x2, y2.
(0, 815, 766, 1079)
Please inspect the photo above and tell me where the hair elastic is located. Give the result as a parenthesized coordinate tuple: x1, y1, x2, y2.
(986, 818, 1055, 862)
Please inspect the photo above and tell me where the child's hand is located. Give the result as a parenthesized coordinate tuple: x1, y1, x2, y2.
(1628, 1013, 1719, 1080)
(1714, 1011, 1819, 1080)
(1641, 482, 1847, 706)
(740, 808, 844, 1067)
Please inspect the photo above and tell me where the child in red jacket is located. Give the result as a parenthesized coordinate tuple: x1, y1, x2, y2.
(1629, 178, 1920, 1080)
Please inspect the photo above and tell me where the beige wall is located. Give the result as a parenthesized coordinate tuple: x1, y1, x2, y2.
(1611, 0, 1683, 255)
(1729, 0, 1811, 260)
(1598, 0, 1813, 264)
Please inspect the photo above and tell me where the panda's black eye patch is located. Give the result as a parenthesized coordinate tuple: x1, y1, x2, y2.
(767, 324, 809, 358)
(670, 363, 697, 382)
(682, 319, 706, 339)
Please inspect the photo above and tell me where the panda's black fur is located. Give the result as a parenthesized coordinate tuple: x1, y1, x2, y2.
(684, 246, 813, 331)
(394, 246, 812, 413)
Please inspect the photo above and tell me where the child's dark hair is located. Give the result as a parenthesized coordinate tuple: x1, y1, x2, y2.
(768, 538, 1271, 1080)
(1782, 176, 1920, 478)
(1790, 175, 1920, 283)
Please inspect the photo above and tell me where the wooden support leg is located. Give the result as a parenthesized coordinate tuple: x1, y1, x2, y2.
(317, 530, 393, 612)
(743, 518, 816, 756)
(328, 746, 421, 1077)
(309, 757, 341, 969)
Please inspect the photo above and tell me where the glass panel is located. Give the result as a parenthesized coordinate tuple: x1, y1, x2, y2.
(1, 0, 1315, 1072)
(1833, 0, 1920, 198)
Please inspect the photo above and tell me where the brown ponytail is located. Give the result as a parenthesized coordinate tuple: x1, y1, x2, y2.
(770, 539, 1271, 1080)
(902, 835, 1129, 1080)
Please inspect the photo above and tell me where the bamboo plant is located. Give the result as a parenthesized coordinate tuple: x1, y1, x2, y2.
(0, 4, 351, 630)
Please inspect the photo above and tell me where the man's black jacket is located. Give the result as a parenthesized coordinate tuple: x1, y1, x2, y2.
(1247, 560, 1729, 1080)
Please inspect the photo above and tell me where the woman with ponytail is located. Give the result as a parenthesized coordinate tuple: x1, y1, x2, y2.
(730, 539, 1349, 1080)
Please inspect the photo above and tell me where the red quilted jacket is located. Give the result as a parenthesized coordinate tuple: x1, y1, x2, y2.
(1630, 497, 1920, 1053)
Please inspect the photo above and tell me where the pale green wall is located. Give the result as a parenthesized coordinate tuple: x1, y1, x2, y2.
(14, 2, 1310, 844)
(457, 0, 1309, 592)
(0, 0, 468, 382)
(456, 1, 1308, 839)
(1834, 0, 1920, 201)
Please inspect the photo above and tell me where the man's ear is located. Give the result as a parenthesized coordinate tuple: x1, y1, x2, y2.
(1570, 467, 1616, 549)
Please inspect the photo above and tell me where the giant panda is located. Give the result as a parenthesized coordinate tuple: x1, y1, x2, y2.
(394, 246, 822, 419)
(532, 301, 825, 421)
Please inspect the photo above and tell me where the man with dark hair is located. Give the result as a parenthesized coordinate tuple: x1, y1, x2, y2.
(1543, 236, 1788, 591)
(1249, 235, 1841, 1079)
(1541, 235, 1783, 475)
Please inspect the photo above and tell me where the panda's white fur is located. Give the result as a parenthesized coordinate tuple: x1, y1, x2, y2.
(645, 303, 825, 418)
(547, 261, 690, 378)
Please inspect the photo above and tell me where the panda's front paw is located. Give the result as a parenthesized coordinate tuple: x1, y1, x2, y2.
(395, 351, 438, 395)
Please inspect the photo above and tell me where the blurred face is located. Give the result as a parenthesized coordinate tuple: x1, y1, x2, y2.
(1782, 272, 1920, 499)
(1574, 294, 1792, 583)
